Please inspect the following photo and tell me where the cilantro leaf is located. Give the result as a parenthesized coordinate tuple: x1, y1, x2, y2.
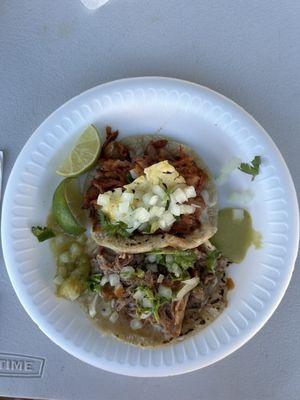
(136, 268, 145, 278)
(97, 210, 130, 238)
(162, 184, 173, 210)
(238, 156, 261, 181)
(134, 286, 171, 322)
(126, 172, 134, 183)
(31, 226, 55, 242)
(146, 250, 196, 280)
(88, 273, 102, 293)
(152, 297, 170, 322)
(206, 250, 221, 274)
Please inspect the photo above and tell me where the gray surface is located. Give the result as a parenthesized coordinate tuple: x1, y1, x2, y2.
(0, 0, 299, 399)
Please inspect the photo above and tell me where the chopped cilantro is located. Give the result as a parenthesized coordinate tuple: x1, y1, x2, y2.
(136, 268, 145, 278)
(31, 226, 55, 242)
(97, 210, 130, 238)
(148, 249, 197, 278)
(134, 286, 171, 322)
(126, 172, 134, 183)
(206, 250, 221, 274)
(87, 273, 102, 293)
(238, 156, 261, 181)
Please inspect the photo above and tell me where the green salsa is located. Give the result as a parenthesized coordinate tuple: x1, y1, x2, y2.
(211, 208, 262, 263)
(47, 213, 91, 300)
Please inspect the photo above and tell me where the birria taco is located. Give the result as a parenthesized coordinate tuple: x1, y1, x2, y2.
(83, 127, 218, 253)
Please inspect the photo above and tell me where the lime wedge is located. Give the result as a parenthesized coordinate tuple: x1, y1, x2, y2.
(64, 178, 87, 227)
(56, 125, 101, 177)
(52, 178, 85, 235)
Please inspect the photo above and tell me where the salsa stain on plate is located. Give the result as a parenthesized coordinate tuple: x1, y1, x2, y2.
(211, 208, 262, 263)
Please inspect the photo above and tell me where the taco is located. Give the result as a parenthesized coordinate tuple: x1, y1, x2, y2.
(79, 242, 230, 347)
(83, 127, 218, 253)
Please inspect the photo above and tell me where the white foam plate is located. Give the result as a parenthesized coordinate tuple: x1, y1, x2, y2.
(2, 77, 299, 376)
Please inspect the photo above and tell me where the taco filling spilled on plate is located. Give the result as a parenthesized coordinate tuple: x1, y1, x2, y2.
(84, 128, 217, 253)
(78, 241, 230, 346)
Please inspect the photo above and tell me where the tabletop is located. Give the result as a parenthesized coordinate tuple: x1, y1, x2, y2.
(0, 0, 299, 399)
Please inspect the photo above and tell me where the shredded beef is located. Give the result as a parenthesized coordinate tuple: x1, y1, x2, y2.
(83, 127, 132, 211)
(88, 245, 230, 341)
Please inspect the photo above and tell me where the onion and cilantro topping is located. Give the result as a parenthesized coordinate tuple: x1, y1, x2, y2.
(206, 249, 221, 274)
(147, 249, 197, 278)
(96, 161, 197, 236)
(133, 286, 172, 322)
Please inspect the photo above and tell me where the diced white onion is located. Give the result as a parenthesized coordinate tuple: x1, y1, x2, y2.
(59, 252, 71, 264)
(172, 188, 188, 203)
(133, 207, 150, 223)
(140, 311, 151, 319)
(100, 275, 109, 286)
(179, 204, 195, 214)
(147, 263, 158, 272)
(109, 274, 120, 287)
(129, 169, 138, 179)
(109, 311, 119, 323)
(157, 274, 164, 284)
(191, 203, 202, 208)
(159, 219, 167, 230)
(142, 193, 152, 205)
(55, 234, 65, 246)
(88, 294, 99, 318)
(185, 186, 197, 198)
(96, 161, 199, 233)
(228, 190, 254, 204)
(232, 208, 244, 221)
(97, 193, 109, 207)
(165, 254, 173, 263)
(53, 275, 64, 285)
(158, 284, 173, 299)
(120, 266, 135, 280)
(119, 201, 130, 214)
(150, 220, 160, 233)
(69, 242, 82, 259)
(152, 185, 165, 198)
(215, 157, 242, 185)
(149, 206, 165, 218)
(169, 202, 181, 216)
(133, 289, 144, 301)
(169, 263, 181, 277)
(146, 254, 156, 263)
(142, 298, 153, 308)
(149, 195, 159, 206)
(121, 192, 134, 202)
(130, 318, 143, 330)
(162, 212, 176, 227)
(176, 277, 200, 301)
(111, 299, 116, 308)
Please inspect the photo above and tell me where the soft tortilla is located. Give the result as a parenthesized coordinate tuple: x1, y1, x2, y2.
(91, 135, 218, 253)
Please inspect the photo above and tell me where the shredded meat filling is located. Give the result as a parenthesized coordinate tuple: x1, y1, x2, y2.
(88, 245, 230, 341)
(159, 294, 190, 338)
(83, 128, 207, 235)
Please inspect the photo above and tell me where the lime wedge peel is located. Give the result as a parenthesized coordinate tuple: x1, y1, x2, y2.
(56, 125, 101, 178)
(52, 178, 86, 235)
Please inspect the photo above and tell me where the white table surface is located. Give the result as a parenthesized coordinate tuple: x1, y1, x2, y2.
(0, 1, 299, 399)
